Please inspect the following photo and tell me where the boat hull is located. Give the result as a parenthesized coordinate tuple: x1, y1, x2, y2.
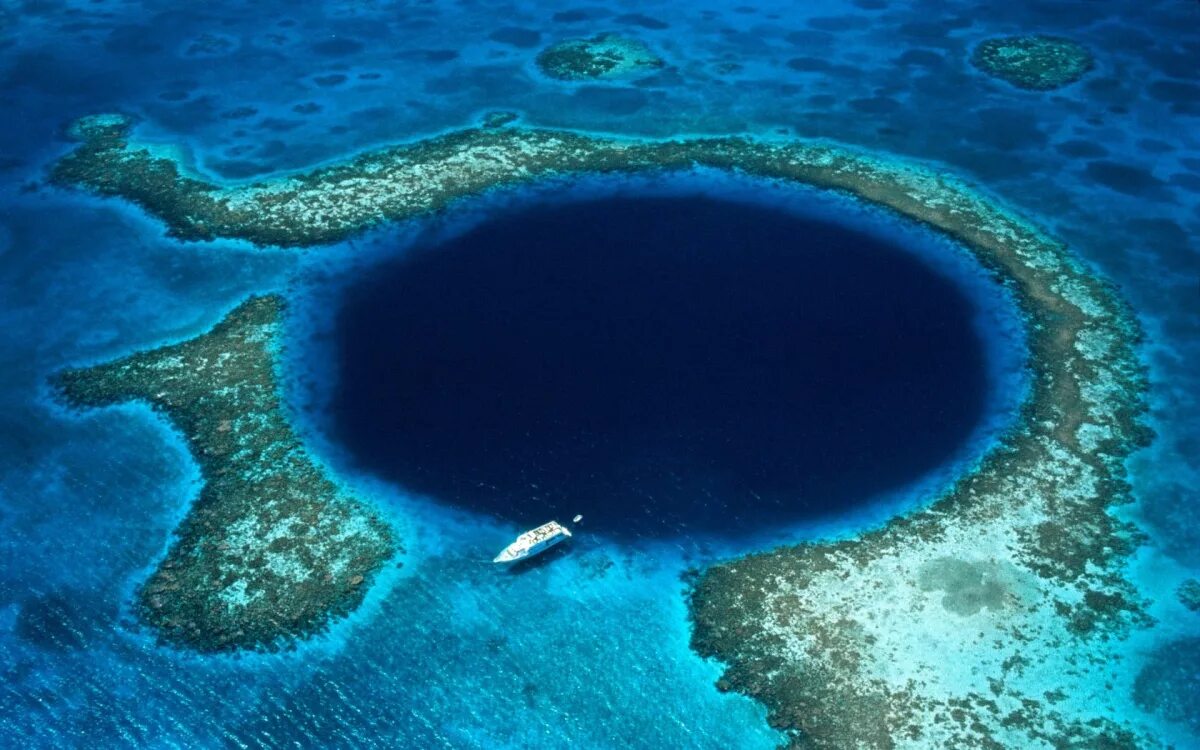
(493, 523, 572, 563)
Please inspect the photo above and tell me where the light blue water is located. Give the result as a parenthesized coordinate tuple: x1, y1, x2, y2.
(1, 1, 1196, 747)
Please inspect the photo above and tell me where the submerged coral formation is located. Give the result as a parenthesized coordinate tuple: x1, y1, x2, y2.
(54, 296, 396, 653)
(971, 35, 1094, 91)
(53, 114, 1154, 743)
(535, 33, 663, 81)
(480, 110, 520, 129)
(1180, 578, 1200, 611)
(1133, 638, 1200, 736)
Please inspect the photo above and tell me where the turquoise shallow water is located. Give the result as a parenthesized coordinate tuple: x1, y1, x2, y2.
(1, 0, 1197, 747)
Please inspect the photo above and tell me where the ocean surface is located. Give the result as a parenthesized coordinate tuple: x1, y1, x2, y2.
(0, 1, 1196, 748)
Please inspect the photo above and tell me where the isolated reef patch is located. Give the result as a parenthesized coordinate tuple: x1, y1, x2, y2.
(535, 33, 663, 81)
(1180, 578, 1200, 611)
(971, 34, 1094, 91)
(54, 296, 396, 653)
(52, 113, 1155, 744)
(480, 110, 520, 129)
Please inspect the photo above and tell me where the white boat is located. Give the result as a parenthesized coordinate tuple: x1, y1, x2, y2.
(493, 520, 572, 564)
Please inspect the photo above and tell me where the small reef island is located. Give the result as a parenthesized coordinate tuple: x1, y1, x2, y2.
(971, 34, 1095, 91)
(535, 33, 664, 81)
(53, 113, 1152, 745)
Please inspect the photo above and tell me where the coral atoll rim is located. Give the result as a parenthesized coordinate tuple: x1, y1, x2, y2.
(51, 115, 1150, 745)
(54, 296, 397, 653)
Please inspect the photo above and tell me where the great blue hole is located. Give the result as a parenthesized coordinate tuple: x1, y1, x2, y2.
(329, 195, 990, 538)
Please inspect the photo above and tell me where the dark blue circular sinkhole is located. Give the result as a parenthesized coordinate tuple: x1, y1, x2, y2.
(330, 196, 989, 538)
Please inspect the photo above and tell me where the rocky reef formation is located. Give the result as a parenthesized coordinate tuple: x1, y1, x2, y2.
(52, 114, 1155, 743)
(535, 33, 663, 81)
(971, 35, 1094, 91)
(55, 296, 396, 653)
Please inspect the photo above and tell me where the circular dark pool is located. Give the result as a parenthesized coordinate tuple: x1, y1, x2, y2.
(329, 195, 990, 538)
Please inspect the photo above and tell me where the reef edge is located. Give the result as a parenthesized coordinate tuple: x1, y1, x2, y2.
(51, 114, 1154, 746)
(54, 295, 397, 653)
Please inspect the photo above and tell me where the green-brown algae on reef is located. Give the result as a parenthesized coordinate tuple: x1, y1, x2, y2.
(54, 295, 397, 653)
(54, 113, 1157, 744)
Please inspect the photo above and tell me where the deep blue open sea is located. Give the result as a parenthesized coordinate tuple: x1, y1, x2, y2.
(0, 1, 1196, 748)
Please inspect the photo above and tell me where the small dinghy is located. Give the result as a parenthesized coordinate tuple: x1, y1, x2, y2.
(493, 520, 572, 564)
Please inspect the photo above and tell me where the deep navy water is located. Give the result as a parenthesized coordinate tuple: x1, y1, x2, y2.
(333, 196, 986, 538)
(0, 0, 1197, 747)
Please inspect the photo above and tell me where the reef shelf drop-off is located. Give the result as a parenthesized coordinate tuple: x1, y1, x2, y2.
(53, 113, 1150, 745)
